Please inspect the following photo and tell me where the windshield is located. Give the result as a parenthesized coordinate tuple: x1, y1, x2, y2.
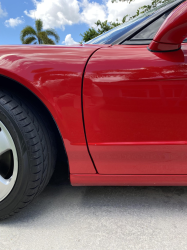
(86, 0, 179, 45)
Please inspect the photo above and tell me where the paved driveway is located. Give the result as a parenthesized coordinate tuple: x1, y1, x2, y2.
(1, 182, 187, 250)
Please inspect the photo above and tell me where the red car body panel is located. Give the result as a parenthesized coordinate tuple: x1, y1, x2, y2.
(71, 174, 187, 186)
(0, 45, 105, 174)
(1, 41, 187, 185)
(83, 44, 187, 175)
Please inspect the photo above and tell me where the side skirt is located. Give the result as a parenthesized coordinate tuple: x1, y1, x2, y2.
(71, 174, 187, 186)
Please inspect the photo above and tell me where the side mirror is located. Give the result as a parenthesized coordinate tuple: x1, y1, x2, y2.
(148, 1, 187, 52)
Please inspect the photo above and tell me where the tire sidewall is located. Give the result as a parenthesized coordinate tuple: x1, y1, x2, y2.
(0, 103, 31, 215)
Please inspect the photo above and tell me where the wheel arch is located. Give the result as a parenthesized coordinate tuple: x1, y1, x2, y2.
(0, 73, 69, 179)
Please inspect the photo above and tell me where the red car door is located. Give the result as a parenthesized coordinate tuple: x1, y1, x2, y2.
(83, 44, 187, 175)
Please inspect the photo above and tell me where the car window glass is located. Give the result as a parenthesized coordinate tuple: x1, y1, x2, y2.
(132, 10, 172, 40)
(85, 0, 179, 45)
(85, 16, 150, 45)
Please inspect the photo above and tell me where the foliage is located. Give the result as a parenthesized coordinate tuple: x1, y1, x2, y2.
(81, 27, 99, 43)
(111, 0, 134, 2)
(81, 0, 171, 43)
(81, 16, 128, 43)
(128, 0, 173, 19)
(20, 19, 60, 45)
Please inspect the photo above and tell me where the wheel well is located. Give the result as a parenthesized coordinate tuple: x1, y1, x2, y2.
(0, 74, 69, 183)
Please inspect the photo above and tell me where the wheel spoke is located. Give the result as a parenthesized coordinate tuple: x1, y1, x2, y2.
(0, 175, 9, 196)
(0, 121, 18, 202)
(0, 128, 12, 155)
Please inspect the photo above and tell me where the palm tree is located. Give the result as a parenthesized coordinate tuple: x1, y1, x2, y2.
(20, 19, 60, 45)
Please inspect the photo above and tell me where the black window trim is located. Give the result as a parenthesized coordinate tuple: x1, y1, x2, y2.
(123, 40, 152, 45)
(123, 39, 187, 46)
(111, 0, 185, 46)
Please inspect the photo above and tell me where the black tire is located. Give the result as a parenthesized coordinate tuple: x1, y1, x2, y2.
(0, 90, 56, 220)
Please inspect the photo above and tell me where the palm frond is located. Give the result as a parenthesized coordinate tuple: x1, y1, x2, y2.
(38, 32, 55, 45)
(45, 29, 60, 43)
(20, 26, 37, 43)
(35, 19, 43, 33)
(23, 36, 37, 44)
(20, 19, 59, 45)
(45, 38, 55, 45)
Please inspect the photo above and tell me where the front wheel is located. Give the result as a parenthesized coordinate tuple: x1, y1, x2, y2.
(0, 90, 56, 220)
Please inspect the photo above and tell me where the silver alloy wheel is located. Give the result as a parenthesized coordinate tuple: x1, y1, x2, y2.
(0, 121, 18, 202)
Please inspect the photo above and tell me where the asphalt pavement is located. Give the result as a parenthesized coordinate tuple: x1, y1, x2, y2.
(1, 181, 187, 250)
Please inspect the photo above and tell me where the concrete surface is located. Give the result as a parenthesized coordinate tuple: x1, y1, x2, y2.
(1, 182, 187, 250)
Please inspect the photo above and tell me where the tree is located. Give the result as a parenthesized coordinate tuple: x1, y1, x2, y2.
(20, 19, 60, 45)
(112, 0, 172, 19)
(81, 16, 128, 43)
(81, 0, 171, 43)
(111, 0, 134, 2)
(112, 0, 168, 4)
(81, 27, 99, 43)
(128, 0, 172, 19)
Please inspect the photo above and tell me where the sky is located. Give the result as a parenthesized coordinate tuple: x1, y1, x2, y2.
(0, 0, 152, 45)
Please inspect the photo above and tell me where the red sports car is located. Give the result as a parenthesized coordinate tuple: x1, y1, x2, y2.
(0, 0, 187, 219)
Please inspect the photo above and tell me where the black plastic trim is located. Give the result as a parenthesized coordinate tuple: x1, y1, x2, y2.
(123, 40, 152, 45)
(147, 46, 181, 53)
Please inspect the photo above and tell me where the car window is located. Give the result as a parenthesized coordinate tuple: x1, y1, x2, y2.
(131, 10, 172, 40)
(85, 0, 180, 45)
(85, 16, 150, 45)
